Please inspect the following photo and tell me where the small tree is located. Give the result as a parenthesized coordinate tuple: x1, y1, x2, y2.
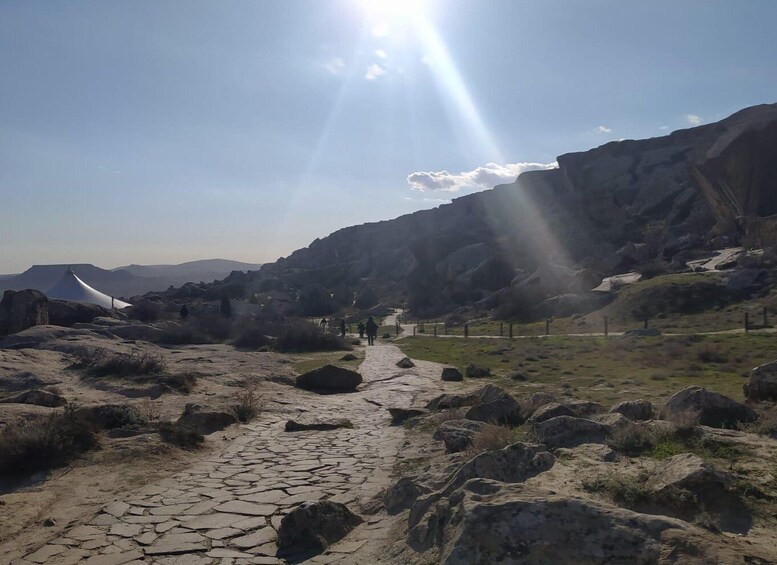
(220, 295, 232, 318)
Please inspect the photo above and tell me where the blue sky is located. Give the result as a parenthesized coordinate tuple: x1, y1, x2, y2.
(1, 0, 776, 273)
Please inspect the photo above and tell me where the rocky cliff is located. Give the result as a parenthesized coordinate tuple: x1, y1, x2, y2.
(162, 103, 777, 318)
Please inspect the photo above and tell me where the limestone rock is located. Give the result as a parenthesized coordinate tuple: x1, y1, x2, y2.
(433, 419, 487, 453)
(0, 389, 67, 407)
(177, 403, 237, 435)
(0, 289, 49, 336)
(744, 361, 777, 401)
(48, 299, 115, 327)
(527, 402, 575, 424)
(533, 415, 611, 448)
(647, 453, 731, 497)
(295, 365, 362, 394)
(524, 392, 556, 415)
(384, 477, 430, 514)
(426, 393, 479, 411)
(465, 364, 491, 378)
(566, 399, 605, 417)
(661, 386, 757, 428)
(464, 384, 522, 426)
(388, 407, 426, 425)
(396, 357, 415, 368)
(441, 367, 463, 382)
(610, 399, 655, 421)
(276, 500, 363, 557)
(284, 418, 353, 432)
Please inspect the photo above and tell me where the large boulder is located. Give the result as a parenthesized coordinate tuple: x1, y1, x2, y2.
(426, 393, 479, 411)
(661, 386, 757, 428)
(433, 419, 487, 453)
(464, 384, 522, 426)
(532, 416, 611, 448)
(527, 402, 576, 424)
(48, 299, 115, 327)
(409, 442, 554, 529)
(276, 500, 363, 557)
(610, 399, 655, 421)
(176, 403, 237, 435)
(410, 479, 753, 564)
(647, 453, 731, 497)
(388, 407, 426, 425)
(284, 418, 353, 431)
(441, 367, 463, 382)
(396, 357, 415, 368)
(295, 365, 363, 393)
(0, 389, 66, 408)
(744, 361, 777, 401)
(566, 399, 605, 417)
(384, 477, 430, 514)
(465, 364, 491, 378)
(0, 290, 49, 336)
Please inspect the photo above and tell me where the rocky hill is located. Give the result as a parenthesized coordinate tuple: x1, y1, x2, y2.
(160, 103, 777, 318)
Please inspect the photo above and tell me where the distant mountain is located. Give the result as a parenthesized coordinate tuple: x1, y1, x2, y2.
(1, 259, 261, 298)
(157, 103, 777, 319)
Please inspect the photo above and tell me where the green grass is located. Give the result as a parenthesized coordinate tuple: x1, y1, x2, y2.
(398, 333, 776, 405)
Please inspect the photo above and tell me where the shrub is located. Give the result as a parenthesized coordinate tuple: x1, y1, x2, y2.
(582, 471, 653, 506)
(88, 350, 168, 379)
(69, 347, 108, 369)
(229, 386, 262, 423)
(76, 404, 148, 429)
(128, 300, 164, 323)
(0, 407, 98, 478)
(158, 421, 204, 449)
(696, 346, 729, 364)
(274, 322, 351, 353)
(465, 424, 517, 458)
(232, 321, 273, 350)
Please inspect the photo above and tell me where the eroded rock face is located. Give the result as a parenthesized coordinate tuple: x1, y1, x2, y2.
(464, 384, 522, 426)
(412, 478, 751, 564)
(433, 419, 487, 453)
(610, 399, 655, 421)
(295, 365, 363, 394)
(647, 453, 731, 497)
(276, 500, 363, 557)
(48, 299, 115, 327)
(532, 416, 611, 448)
(176, 403, 237, 435)
(527, 402, 575, 424)
(744, 361, 777, 401)
(0, 289, 49, 336)
(0, 389, 66, 408)
(426, 393, 479, 411)
(385, 477, 430, 514)
(661, 386, 757, 428)
(441, 367, 463, 382)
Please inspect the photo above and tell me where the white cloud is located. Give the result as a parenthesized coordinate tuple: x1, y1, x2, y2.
(371, 24, 389, 37)
(659, 125, 670, 131)
(323, 57, 345, 75)
(686, 114, 703, 126)
(407, 161, 558, 193)
(374, 49, 387, 59)
(594, 125, 612, 134)
(421, 53, 434, 66)
(364, 63, 386, 80)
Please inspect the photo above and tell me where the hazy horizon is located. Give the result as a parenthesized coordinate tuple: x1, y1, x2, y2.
(3, 0, 777, 273)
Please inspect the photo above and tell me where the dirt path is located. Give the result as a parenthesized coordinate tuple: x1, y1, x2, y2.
(10, 343, 444, 565)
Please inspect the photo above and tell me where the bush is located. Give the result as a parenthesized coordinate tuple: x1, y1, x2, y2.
(128, 300, 164, 323)
(465, 424, 517, 458)
(274, 323, 351, 353)
(76, 404, 148, 429)
(229, 386, 262, 423)
(158, 421, 204, 449)
(232, 320, 274, 350)
(0, 407, 98, 478)
(88, 350, 168, 379)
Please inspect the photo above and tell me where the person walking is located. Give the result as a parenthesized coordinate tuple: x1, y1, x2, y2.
(320, 318, 327, 331)
(340, 319, 346, 338)
(365, 316, 378, 346)
(357, 321, 365, 339)
(179, 304, 189, 319)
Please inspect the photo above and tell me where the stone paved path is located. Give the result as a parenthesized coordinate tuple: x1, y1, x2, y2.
(12, 343, 442, 565)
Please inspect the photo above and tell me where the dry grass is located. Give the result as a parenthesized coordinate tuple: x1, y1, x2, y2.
(229, 386, 262, 423)
(464, 424, 518, 458)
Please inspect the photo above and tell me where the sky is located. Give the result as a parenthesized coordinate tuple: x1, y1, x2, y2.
(1, 0, 776, 273)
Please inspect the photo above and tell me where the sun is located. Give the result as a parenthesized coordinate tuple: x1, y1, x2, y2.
(354, 0, 429, 22)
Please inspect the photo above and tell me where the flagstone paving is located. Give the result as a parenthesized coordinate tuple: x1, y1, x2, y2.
(12, 343, 443, 565)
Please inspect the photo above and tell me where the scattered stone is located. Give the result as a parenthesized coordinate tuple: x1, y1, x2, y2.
(388, 407, 426, 425)
(340, 353, 358, 361)
(432, 419, 487, 453)
(177, 403, 238, 435)
(744, 361, 777, 401)
(43, 517, 57, 527)
(533, 416, 611, 448)
(426, 393, 479, 411)
(464, 384, 522, 425)
(276, 500, 363, 557)
(527, 402, 575, 424)
(284, 418, 353, 431)
(384, 477, 430, 514)
(396, 357, 415, 368)
(610, 399, 655, 421)
(295, 365, 363, 393)
(465, 363, 491, 378)
(441, 367, 463, 382)
(661, 386, 757, 428)
(0, 388, 67, 407)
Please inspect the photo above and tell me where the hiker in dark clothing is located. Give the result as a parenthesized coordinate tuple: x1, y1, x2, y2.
(320, 318, 327, 331)
(357, 321, 365, 339)
(179, 304, 189, 319)
(340, 319, 346, 338)
(365, 316, 378, 346)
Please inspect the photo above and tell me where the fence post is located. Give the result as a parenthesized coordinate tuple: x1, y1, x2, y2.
(434, 324, 437, 337)
(644, 315, 649, 329)
(545, 319, 550, 336)
(396, 322, 400, 336)
(604, 316, 609, 337)
(500, 322, 503, 337)
(413, 325, 416, 336)
(764, 307, 768, 327)
(745, 312, 749, 333)
(509, 322, 513, 339)
(464, 323, 469, 338)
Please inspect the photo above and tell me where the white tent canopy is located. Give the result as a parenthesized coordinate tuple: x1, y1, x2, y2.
(47, 267, 132, 309)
